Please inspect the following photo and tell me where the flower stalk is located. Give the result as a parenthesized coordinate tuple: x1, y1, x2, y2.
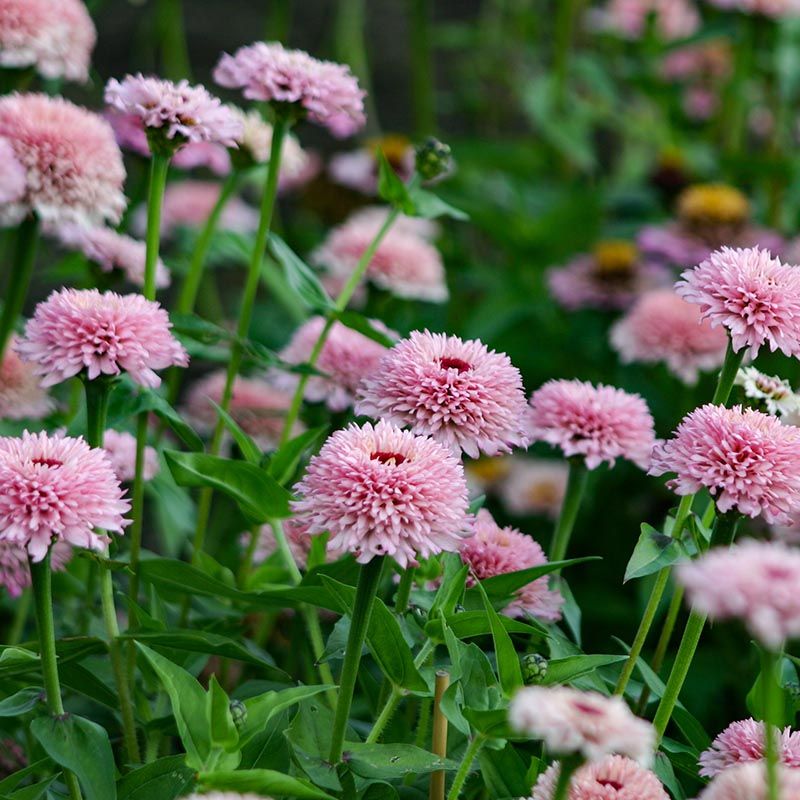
(446, 734, 486, 800)
(0, 214, 39, 361)
(762, 647, 782, 800)
(549, 458, 588, 564)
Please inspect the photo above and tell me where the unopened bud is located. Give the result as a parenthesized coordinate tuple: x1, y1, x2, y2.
(415, 137, 453, 182)
(230, 699, 247, 730)
(521, 653, 548, 685)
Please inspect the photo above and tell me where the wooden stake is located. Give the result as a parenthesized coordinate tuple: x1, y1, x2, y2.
(429, 669, 450, 800)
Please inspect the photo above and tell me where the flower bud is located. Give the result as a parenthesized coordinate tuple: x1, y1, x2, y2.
(521, 653, 548, 685)
(230, 699, 247, 730)
(415, 137, 453, 182)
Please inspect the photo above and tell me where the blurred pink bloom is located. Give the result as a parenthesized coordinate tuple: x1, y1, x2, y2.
(531, 755, 669, 800)
(185, 794, 275, 800)
(102, 429, 159, 483)
(292, 420, 471, 568)
(0, 539, 71, 597)
(592, 0, 700, 40)
(706, 0, 800, 18)
(527, 379, 656, 470)
(460, 509, 563, 621)
(0, 0, 95, 82)
(650, 404, 800, 523)
(50, 223, 170, 289)
(676, 247, 800, 358)
(678, 539, 800, 648)
(18, 288, 188, 389)
(0, 93, 126, 227)
(695, 761, 800, 800)
(683, 86, 719, 120)
(0, 738, 24, 779)
(0, 338, 51, 420)
(509, 686, 656, 766)
(105, 74, 242, 151)
(214, 41, 366, 136)
(734, 367, 800, 417)
(610, 288, 728, 383)
(547, 242, 672, 311)
(699, 718, 800, 777)
(0, 137, 25, 204)
(661, 41, 732, 81)
(247, 518, 344, 571)
(0, 430, 130, 561)
(498, 457, 569, 519)
(357, 330, 529, 459)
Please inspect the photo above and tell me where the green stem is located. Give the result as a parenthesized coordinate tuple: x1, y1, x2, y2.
(552, 755, 583, 800)
(553, 0, 580, 108)
(155, 0, 192, 80)
(549, 459, 588, 563)
(446, 734, 485, 800)
(762, 648, 782, 800)
(394, 567, 415, 613)
(143, 154, 170, 301)
(408, 0, 436, 136)
(723, 15, 754, 157)
(710, 339, 745, 406)
(329, 557, 385, 764)
(29, 552, 83, 800)
(7, 589, 30, 645)
(0, 215, 39, 360)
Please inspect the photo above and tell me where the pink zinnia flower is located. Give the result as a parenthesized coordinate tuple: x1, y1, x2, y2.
(527, 380, 656, 470)
(184, 370, 298, 450)
(0, 93, 126, 227)
(649, 404, 800, 524)
(356, 330, 529, 459)
(0, 540, 71, 598)
(276, 316, 391, 411)
(50, 223, 170, 289)
(592, 0, 700, 41)
(677, 539, 800, 648)
(610, 289, 729, 383)
(0, 431, 130, 561)
(0, 338, 51, 421)
(547, 241, 672, 311)
(17, 288, 188, 389)
(214, 42, 366, 136)
(695, 762, 800, 800)
(0, 137, 25, 204)
(312, 213, 448, 303)
(105, 75, 242, 153)
(699, 718, 800, 778)
(706, 0, 800, 18)
(292, 420, 471, 568)
(460, 509, 563, 621)
(677, 246, 800, 358)
(497, 457, 569, 519)
(102, 430, 159, 483)
(530, 755, 669, 800)
(509, 686, 655, 766)
(0, 0, 95, 83)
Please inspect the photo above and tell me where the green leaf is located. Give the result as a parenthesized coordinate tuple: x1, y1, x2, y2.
(407, 185, 469, 220)
(208, 675, 239, 754)
(467, 495, 486, 515)
(142, 390, 203, 452)
(269, 234, 334, 312)
(117, 756, 195, 800)
(653, 752, 686, 800)
(376, 151, 415, 213)
(429, 554, 468, 620)
(335, 312, 396, 348)
(462, 707, 513, 739)
(31, 714, 116, 800)
(1, 777, 55, 800)
(425, 610, 547, 642)
(209, 401, 261, 464)
(165, 450, 291, 521)
(239, 685, 331, 748)
(0, 687, 41, 716)
(286, 699, 342, 791)
(170, 313, 232, 345)
(198, 770, 337, 800)
(624, 524, 689, 583)
(267, 426, 328, 486)
(477, 582, 523, 695)
(0, 760, 52, 795)
(477, 743, 532, 798)
(344, 743, 457, 779)
(541, 655, 627, 686)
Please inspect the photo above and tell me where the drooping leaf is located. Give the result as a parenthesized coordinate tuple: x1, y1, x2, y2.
(197, 770, 336, 800)
(477, 582, 523, 695)
(116, 756, 195, 800)
(624, 524, 690, 583)
(376, 151, 415, 213)
(335, 311, 397, 348)
(407, 185, 469, 220)
(209, 401, 261, 464)
(269, 234, 334, 312)
(541, 655, 627, 686)
(267, 426, 328, 486)
(0, 687, 41, 717)
(343, 743, 457, 779)
(239, 685, 331, 748)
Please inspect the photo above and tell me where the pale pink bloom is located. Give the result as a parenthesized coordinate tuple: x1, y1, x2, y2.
(650, 404, 800, 523)
(661, 41, 732, 82)
(699, 718, 800, 778)
(694, 761, 800, 800)
(678, 539, 800, 648)
(357, 330, 529, 459)
(677, 247, 800, 358)
(329, 136, 415, 195)
(460, 509, 563, 621)
(683, 86, 718, 120)
(527, 380, 656, 470)
(184, 795, 274, 800)
(292, 420, 471, 568)
(0, 430, 130, 561)
(214, 41, 366, 136)
(0, 0, 95, 82)
(530, 755, 669, 800)
(312, 214, 448, 302)
(184, 370, 297, 450)
(498, 457, 569, 519)
(592, 0, 700, 40)
(509, 686, 656, 767)
(0, 338, 51, 420)
(0, 540, 72, 597)
(104, 75, 243, 151)
(0, 93, 126, 227)
(247, 517, 344, 571)
(706, 0, 800, 17)
(50, 223, 170, 289)
(17, 288, 188, 389)
(102, 430, 159, 483)
(610, 289, 728, 383)
(734, 367, 800, 417)
(547, 243, 672, 311)
(276, 316, 391, 411)
(0, 137, 25, 204)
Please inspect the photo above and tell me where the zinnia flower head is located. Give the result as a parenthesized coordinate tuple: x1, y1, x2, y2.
(0, 0, 95, 82)
(0, 539, 71, 598)
(677, 539, 800, 648)
(509, 686, 656, 767)
(734, 367, 800, 417)
(276, 316, 391, 411)
(105, 75, 243, 156)
(649, 404, 800, 524)
(356, 330, 529, 459)
(699, 718, 800, 777)
(50, 223, 170, 289)
(17, 288, 189, 389)
(706, 0, 800, 18)
(611, 289, 729, 384)
(0, 430, 130, 561)
(547, 240, 672, 312)
(0, 137, 25, 204)
(592, 0, 700, 40)
(694, 761, 800, 800)
(291, 419, 471, 568)
(0, 93, 126, 227)
(527, 380, 656, 470)
(497, 457, 569, 519)
(460, 509, 563, 621)
(530, 755, 669, 800)
(102, 430, 159, 483)
(0, 338, 51, 421)
(676, 247, 800, 358)
(246, 518, 344, 571)
(214, 42, 366, 136)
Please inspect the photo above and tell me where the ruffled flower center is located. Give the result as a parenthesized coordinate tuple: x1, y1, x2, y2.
(438, 356, 472, 373)
(31, 457, 63, 468)
(371, 451, 407, 466)
(597, 779, 625, 791)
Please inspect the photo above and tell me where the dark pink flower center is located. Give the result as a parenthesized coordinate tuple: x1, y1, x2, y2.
(439, 357, 472, 373)
(597, 779, 624, 791)
(572, 700, 605, 716)
(371, 451, 407, 466)
(31, 457, 62, 468)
